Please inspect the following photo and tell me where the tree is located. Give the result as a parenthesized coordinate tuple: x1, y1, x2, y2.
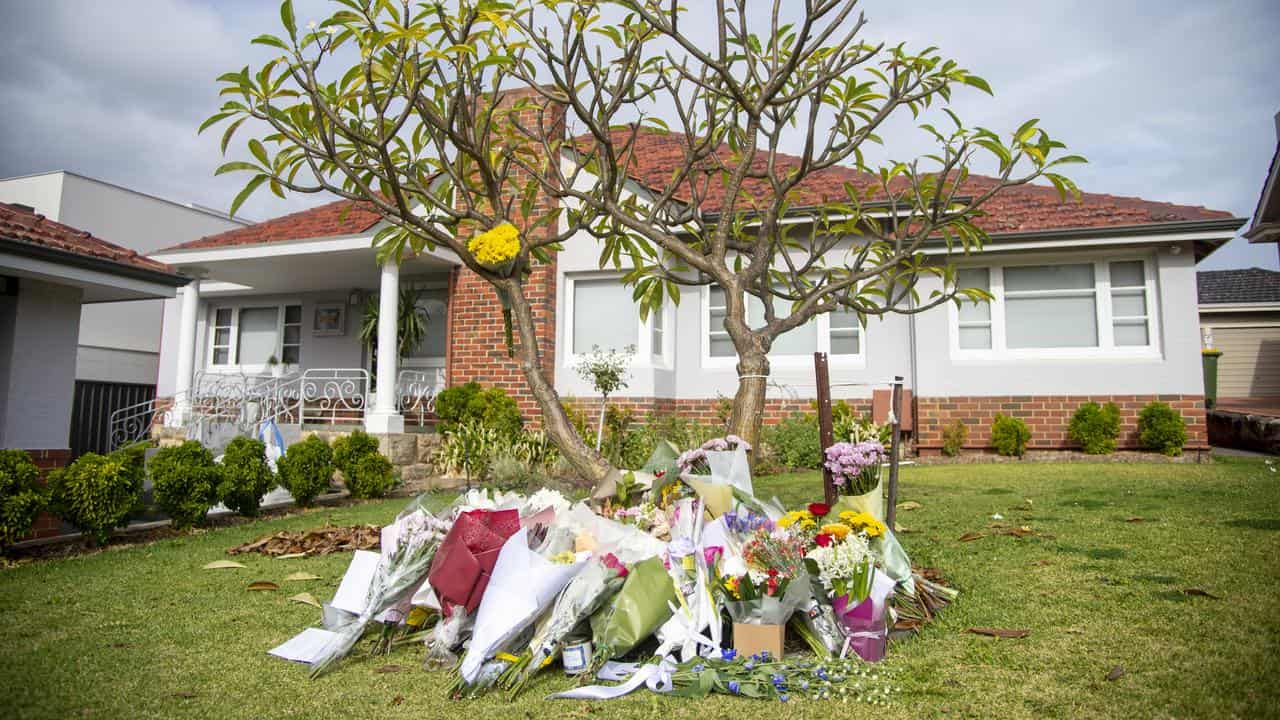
(206, 0, 1080, 492)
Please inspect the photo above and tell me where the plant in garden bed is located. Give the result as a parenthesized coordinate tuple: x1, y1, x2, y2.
(0, 449, 46, 549)
(573, 344, 634, 451)
(434, 382, 522, 436)
(150, 441, 222, 529)
(48, 453, 139, 546)
(1138, 401, 1187, 456)
(991, 414, 1032, 457)
(942, 420, 968, 456)
(218, 436, 276, 516)
(332, 430, 396, 499)
(1069, 401, 1121, 454)
(766, 413, 823, 470)
(276, 435, 335, 506)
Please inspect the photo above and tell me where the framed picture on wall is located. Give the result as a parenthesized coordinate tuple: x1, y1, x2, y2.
(313, 303, 346, 336)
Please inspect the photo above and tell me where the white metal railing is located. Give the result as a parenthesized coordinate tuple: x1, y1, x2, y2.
(397, 367, 446, 425)
(298, 368, 371, 425)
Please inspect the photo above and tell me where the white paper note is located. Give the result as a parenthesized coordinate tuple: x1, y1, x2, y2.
(268, 627, 342, 664)
(329, 549, 380, 615)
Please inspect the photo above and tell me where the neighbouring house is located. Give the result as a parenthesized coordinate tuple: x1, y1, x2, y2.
(0, 171, 247, 456)
(1243, 111, 1280, 258)
(143, 91, 1245, 464)
(0, 202, 187, 491)
(1198, 268, 1280, 401)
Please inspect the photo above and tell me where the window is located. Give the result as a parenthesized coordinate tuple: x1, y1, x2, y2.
(403, 287, 448, 360)
(951, 258, 1157, 356)
(572, 278, 639, 354)
(705, 285, 862, 363)
(207, 303, 303, 368)
(650, 302, 665, 359)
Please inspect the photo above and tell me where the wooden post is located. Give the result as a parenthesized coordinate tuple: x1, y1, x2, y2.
(814, 352, 836, 505)
(885, 375, 903, 531)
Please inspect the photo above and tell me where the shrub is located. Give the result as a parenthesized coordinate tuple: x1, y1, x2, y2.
(218, 436, 276, 516)
(332, 430, 381, 475)
(765, 413, 822, 469)
(435, 382, 522, 435)
(0, 450, 46, 549)
(941, 420, 968, 457)
(276, 435, 335, 506)
(1138, 402, 1187, 456)
(346, 453, 397, 499)
(48, 453, 139, 546)
(109, 442, 151, 519)
(488, 453, 546, 493)
(990, 414, 1031, 457)
(1068, 402, 1122, 455)
(149, 441, 222, 529)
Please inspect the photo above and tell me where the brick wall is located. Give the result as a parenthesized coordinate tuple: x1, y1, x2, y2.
(446, 88, 562, 422)
(563, 396, 869, 427)
(24, 448, 70, 540)
(915, 394, 1208, 454)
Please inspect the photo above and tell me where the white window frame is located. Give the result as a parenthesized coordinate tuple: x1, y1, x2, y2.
(700, 285, 867, 369)
(205, 301, 304, 373)
(948, 253, 1162, 362)
(562, 273, 668, 368)
(397, 276, 450, 373)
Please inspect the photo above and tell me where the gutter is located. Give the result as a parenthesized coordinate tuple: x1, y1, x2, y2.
(0, 236, 190, 287)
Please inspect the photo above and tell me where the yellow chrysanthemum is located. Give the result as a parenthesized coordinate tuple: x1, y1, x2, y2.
(468, 222, 520, 266)
(820, 523, 851, 540)
(777, 510, 812, 529)
(839, 510, 887, 538)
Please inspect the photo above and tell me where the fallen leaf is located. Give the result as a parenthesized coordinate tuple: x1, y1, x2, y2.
(1032, 559, 1052, 566)
(284, 572, 322, 582)
(228, 525, 381, 557)
(390, 695, 405, 706)
(247, 581, 279, 591)
(898, 501, 922, 511)
(375, 664, 402, 673)
(1007, 526, 1036, 538)
(958, 532, 986, 542)
(275, 553, 308, 560)
(893, 523, 913, 534)
(172, 691, 197, 699)
(1105, 666, 1125, 681)
(202, 560, 246, 570)
(288, 592, 322, 608)
(965, 627, 1030, 639)
(1183, 587, 1221, 599)
(1124, 517, 1145, 523)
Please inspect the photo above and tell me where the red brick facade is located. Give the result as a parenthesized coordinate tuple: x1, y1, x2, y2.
(445, 88, 562, 420)
(914, 394, 1209, 454)
(24, 449, 70, 540)
(564, 396, 847, 427)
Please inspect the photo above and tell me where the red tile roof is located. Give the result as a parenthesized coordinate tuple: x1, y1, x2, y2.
(165, 129, 1235, 252)
(163, 196, 383, 251)
(0, 203, 177, 276)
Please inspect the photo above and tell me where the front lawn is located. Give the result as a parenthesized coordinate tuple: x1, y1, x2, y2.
(2, 459, 1277, 719)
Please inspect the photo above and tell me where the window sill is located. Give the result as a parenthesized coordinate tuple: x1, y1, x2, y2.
(701, 354, 867, 370)
(949, 348, 1163, 365)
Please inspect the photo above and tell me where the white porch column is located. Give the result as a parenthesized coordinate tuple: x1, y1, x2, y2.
(366, 260, 405, 434)
(170, 278, 201, 426)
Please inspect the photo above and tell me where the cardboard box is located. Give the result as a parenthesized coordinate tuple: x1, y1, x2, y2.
(732, 622, 785, 658)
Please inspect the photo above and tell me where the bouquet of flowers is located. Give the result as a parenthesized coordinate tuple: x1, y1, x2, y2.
(676, 435, 752, 475)
(308, 500, 451, 678)
(824, 440, 885, 496)
(587, 555, 677, 675)
(806, 527, 875, 604)
(654, 499, 723, 662)
(499, 552, 629, 696)
(719, 526, 809, 626)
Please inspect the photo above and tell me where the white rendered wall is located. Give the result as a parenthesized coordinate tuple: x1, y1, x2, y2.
(0, 278, 82, 449)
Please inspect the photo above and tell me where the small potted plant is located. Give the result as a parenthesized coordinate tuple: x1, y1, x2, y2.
(267, 355, 283, 378)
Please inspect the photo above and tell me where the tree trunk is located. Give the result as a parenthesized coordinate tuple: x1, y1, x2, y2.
(502, 279, 620, 497)
(728, 349, 771, 454)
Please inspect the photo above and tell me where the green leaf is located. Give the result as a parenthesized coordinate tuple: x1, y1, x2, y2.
(961, 74, 993, 95)
(229, 175, 268, 218)
(248, 139, 270, 167)
(214, 161, 262, 176)
(251, 34, 290, 51)
(280, 0, 297, 39)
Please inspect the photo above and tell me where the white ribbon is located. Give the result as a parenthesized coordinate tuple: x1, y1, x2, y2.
(549, 657, 678, 700)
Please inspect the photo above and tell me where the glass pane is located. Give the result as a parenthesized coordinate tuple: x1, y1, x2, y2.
(831, 332, 860, 355)
(212, 348, 229, 365)
(573, 278, 637, 354)
(1006, 295, 1097, 348)
(830, 309, 859, 330)
(236, 307, 279, 364)
(709, 286, 726, 309)
(281, 346, 300, 364)
(747, 296, 817, 355)
(958, 267, 989, 291)
(1004, 263, 1095, 293)
(710, 335, 735, 357)
(406, 290, 448, 358)
(283, 325, 301, 345)
(213, 328, 230, 347)
(1114, 320, 1149, 346)
(1110, 260, 1145, 288)
(1111, 290, 1147, 318)
(959, 326, 993, 349)
(284, 305, 302, 324)
(958, 298, 991, 323)
(215, 308, 232, 326)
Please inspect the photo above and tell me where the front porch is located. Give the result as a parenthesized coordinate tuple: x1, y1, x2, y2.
(137, 230, 463, 447)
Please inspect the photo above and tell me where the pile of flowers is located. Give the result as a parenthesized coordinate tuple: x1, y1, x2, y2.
(824, 440, 885, 495)
(263, 435, 954, 705)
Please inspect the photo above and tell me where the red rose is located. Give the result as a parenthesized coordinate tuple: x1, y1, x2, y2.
(814, 533, 833, 547)
(766, 576, 779, 595)
(808, 502, 831, 518)
(655, 470, 666, 478)
(767, 568, 779, 578)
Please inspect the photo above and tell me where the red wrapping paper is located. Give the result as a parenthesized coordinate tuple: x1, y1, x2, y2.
(427, 509, 520, 617)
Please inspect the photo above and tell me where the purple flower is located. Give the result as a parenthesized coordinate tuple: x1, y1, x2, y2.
(721, 648, 737, 661)
(728, 680, 741, 694)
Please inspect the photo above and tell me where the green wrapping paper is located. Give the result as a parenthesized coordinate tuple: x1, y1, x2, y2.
(589, 556, 677, 662)
(831, 497, 912, 585)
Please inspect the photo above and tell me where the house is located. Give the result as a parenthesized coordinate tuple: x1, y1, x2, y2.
(0, 171, 247, 455)
(145, 92, 1245, 462)
(0, 202, 187, 480)
(1198, 268, 1280, 401)
(1243, 111, 1280, 257)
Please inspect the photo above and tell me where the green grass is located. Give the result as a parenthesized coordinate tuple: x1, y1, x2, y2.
(2, 458, 1279, 719)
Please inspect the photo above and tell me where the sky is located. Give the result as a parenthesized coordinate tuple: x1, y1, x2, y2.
(0, 0, 1277, 270)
